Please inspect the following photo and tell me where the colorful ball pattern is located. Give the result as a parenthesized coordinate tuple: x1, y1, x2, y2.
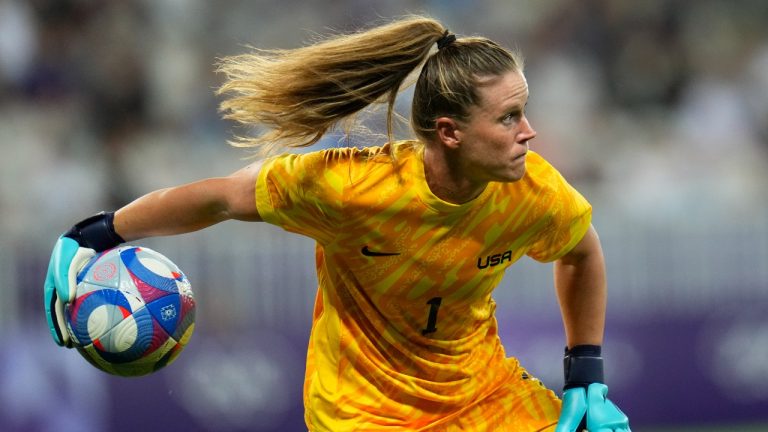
(65, 246, 196, 377)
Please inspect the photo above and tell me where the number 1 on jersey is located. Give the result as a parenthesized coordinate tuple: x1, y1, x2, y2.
(421, 297, 442, 335)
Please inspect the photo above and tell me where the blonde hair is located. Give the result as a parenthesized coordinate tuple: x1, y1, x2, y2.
(216, 16, 523, 154)
(411, 38, 524, 142)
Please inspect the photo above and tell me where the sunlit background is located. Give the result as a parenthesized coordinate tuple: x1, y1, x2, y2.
(1, 1, 767, 431)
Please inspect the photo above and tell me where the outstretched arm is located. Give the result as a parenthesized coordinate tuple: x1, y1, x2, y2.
(114, 162, 263, 241)
(44, 161, 263, 347)
(554, 224, 606, 348)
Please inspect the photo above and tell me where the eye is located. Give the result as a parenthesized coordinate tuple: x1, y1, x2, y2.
(501, 102, 529, 125)
(501, 111, 521, 124)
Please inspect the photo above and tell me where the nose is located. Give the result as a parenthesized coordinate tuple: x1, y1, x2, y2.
(517, 116, 537, 142)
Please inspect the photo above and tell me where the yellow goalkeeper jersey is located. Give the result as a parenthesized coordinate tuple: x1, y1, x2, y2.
(255, 141, 592, 431)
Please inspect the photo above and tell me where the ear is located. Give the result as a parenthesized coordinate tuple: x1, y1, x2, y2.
(435, 117, 462, 150)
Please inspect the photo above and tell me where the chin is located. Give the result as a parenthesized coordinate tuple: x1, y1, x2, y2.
(498, 166, 526, 183)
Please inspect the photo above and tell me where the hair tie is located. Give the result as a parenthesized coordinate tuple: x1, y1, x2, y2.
(437, 30, 456, 50)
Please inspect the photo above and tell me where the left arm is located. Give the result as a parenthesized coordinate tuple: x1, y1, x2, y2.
(554, 224, 606, 349)
(553, 225, 631, 431)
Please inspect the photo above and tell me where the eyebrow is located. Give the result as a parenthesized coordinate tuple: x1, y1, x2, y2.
(497, 97, 528, 116)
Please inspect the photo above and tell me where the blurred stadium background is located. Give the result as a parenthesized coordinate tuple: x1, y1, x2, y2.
(1, 0, 767, 431)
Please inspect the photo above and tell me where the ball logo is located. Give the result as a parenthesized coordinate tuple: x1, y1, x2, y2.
(93, 263, 118, 281)
(160, 304, 177, 321)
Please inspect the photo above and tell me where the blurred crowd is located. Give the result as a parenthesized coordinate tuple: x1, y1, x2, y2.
(1, 0, 767, 250)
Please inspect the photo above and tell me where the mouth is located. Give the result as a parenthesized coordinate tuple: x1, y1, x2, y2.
(513, 152, 527, 162)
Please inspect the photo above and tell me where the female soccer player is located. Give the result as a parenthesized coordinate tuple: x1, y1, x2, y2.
(44, 16, 630, 431)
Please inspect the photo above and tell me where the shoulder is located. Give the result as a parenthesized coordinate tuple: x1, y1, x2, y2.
(270, 141, 417, 167)
(518, 150, 570, 189)
(494, 150, 586, 205)
(524, 150, 558, 175)
(312, 140, 421, 182)
(261, 141, 421, 188)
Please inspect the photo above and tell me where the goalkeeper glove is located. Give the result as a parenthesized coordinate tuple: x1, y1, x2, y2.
(555, 345, 630, 432)
(43, 211, 125, 347)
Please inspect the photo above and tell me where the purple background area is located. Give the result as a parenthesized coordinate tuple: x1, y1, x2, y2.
(502, 302, 768, 429)
(3, 301, 766, 432)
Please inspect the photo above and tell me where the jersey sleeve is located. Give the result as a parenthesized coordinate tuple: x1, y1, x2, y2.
(525, 155, 593, 263)
(255, 150, 346, 244)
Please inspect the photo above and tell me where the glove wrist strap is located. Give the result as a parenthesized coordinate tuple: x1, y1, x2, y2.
(563, 344, 604, 389)
(64, 211, 125, 252)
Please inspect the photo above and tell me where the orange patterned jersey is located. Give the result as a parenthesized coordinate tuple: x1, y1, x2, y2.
(255, 141, 592, 431)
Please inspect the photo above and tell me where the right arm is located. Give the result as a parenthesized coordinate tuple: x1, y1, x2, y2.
(44, 162, 263, 347)
(114, 162, 263, 242)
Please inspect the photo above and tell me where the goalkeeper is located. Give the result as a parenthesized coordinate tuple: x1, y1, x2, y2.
(45, 15, 629, 431)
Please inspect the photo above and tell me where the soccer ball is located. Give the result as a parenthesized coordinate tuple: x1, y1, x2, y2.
(65, 246, 196, 377)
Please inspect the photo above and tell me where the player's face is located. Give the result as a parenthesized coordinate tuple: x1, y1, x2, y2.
(456, 70, 536, 183)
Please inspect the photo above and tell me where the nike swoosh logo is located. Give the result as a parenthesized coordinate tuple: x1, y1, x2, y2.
(361, 246, 400, 257)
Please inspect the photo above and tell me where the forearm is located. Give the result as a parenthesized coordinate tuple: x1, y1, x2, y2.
(114, 177, 237, 242)
(554, 225, 606, 348)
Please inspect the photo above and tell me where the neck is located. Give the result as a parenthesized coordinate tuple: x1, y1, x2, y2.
(423, 146, 487, 204)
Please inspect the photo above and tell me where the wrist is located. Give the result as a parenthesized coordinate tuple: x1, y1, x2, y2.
(63, 211, 125, 252)
(563, 344, 604, 390)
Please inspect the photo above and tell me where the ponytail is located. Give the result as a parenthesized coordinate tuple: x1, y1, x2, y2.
(216, 16, 445, 155)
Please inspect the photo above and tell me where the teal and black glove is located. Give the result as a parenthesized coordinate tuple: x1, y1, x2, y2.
(43, 211, 124, 347)
(555, 345, 630, 432)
